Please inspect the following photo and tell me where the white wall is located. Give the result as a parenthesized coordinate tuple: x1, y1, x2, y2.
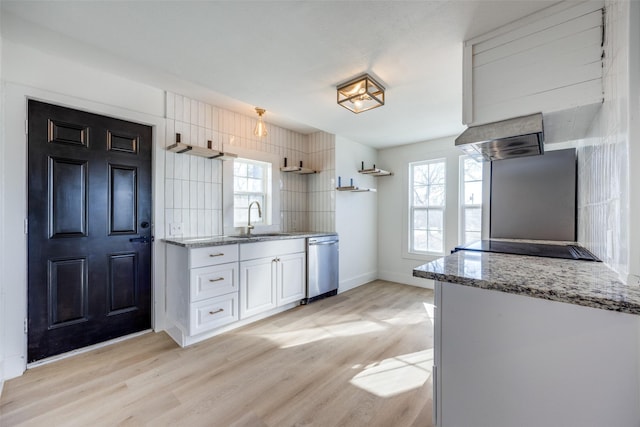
(0, 29, 5, 394)
(335, 136, 377, 292)
(626, 0, 640, 285)
(576, 0, 639, 282)
(377, 136, 466, 288)
(0, 39, 168, 381)
(0, 38, 339, 383)
(163, 92, 335, 239)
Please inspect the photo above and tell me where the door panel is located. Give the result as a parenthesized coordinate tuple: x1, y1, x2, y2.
(48, 257, 88, 327)
(108, 253, 138, 314)
(49, 158, 88, 237)
(109, 165, 137, 234)
(48, 119, 89, 146)
(28, 100, 152, 362)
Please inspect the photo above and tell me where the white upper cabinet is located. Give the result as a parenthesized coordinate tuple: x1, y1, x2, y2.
(463, 1, 604, 129)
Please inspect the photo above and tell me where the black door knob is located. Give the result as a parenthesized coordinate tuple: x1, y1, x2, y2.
(141, 221, 150, 229)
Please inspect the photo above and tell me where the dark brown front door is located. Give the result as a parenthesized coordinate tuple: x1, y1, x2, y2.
(27, 100, 152, 362)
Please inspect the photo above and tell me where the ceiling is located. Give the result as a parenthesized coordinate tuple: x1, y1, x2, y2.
(1, 1, 559, 149)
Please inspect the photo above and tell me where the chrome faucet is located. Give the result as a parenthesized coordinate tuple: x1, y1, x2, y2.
(247, 201, 262, 234)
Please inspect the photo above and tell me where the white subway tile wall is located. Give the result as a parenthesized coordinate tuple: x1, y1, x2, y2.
(164, 92, 336, 237)
(577, 0, 629, 276)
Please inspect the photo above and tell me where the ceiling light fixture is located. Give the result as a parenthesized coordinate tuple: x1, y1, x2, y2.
(254, 107, 268, 138)
(337, 73, 385, 114)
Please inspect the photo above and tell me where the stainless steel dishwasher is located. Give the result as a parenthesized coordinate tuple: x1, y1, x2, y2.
(305, 235, 339, 303)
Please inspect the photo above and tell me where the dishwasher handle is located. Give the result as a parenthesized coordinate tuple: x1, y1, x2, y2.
(309, 240, 338, 246)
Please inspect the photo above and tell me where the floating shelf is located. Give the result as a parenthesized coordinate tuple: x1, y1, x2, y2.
(167, 134, 237, 160)
(358, 168, 393, 176)
(336, 186, 377, 192)
(280, 166, 317, 174)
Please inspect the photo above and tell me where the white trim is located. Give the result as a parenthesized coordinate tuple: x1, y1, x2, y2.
(407, 158, 447, 257)
(338, 271, 378, 293)
(1, 82, 166, 380)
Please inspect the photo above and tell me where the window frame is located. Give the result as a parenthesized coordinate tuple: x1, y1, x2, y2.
(232, 157, 272, 228)
(459, 155, 483, 246)
(408, 158, 447, 256)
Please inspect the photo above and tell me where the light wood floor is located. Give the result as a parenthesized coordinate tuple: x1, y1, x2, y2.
(0, 280, 434, 427)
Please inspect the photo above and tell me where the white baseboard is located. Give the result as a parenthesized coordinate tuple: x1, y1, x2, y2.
(378, 270, 434, 289)
(339, 271, 378, 293)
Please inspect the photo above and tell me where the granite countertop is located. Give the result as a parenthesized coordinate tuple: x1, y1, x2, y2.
(164, 231, 337, 248)
(413, 250, 640, 315)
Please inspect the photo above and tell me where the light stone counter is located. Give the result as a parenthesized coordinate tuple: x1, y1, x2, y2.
(164, 231, 337, 248)
(413, 250, 640, 315)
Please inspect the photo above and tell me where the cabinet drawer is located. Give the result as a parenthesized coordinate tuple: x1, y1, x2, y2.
(240, 238, 305, 261)
(190, 293, 238, 335)
(189, 244, 238, 268)
(190, 263, 238, 302)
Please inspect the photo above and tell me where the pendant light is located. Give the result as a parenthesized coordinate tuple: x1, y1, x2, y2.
(254, 107, 268, 137)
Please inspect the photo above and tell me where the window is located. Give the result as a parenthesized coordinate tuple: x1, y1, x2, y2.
(460, 156, 483, 245)
(233, 158, 271, 226)
(409, 159, 446, 254)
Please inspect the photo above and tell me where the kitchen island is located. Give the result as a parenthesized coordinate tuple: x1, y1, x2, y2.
(414, 250, 640, 427)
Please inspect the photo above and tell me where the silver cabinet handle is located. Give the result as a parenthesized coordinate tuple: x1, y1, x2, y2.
(209, 253, 225, 257)
(208, 277, 224, 282)
(209, 308, 224, 315)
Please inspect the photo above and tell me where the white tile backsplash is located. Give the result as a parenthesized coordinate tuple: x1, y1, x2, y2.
(164, 92, 335, 237)
(577, 0, 629, 277)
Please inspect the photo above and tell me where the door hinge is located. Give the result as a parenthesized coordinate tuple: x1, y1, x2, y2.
(25, 119, 28, 135)
(24, 218, 28, 234)
(24, 318, 28, 334)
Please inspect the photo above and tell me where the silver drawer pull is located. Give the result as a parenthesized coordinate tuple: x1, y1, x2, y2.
(209, 277, 224, 283)
(209, 308, 224, 315)
(209, 253, 225, 257)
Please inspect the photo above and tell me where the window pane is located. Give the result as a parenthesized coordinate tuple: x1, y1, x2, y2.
(409, 159, 446, 254)
(427, 230, 443, 252)
(428, 184, 445, 206)
(413, 186, 428, 207)
(428, 209, 443, 230)
(464, 181, 483, 205)
(248, 178, 263, 192)
(234, 162, 247, 176)
(413, 209, 428, 230)
(413, 230, 428, 252)
(413, 165, 430, 185)
(463, 157, 483, 181)
(235, 177, 248, 192)
(430, 163, 445, 184)
(248, 163, 263, 178)
(465, 207, 482, 231)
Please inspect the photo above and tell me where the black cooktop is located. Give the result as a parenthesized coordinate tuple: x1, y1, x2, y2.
(454, 240, 601, 262)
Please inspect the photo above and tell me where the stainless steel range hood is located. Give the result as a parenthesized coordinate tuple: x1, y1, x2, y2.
(455, 113, 544, 161)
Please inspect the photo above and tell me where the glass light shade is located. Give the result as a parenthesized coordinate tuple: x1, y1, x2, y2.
(253, 108, 268, 137)
(337, 74, 385, 113)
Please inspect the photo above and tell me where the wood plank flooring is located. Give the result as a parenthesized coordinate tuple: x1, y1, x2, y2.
(0, 280, 434, 427)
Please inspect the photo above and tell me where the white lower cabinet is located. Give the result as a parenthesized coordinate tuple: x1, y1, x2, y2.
(239, 256, 278, 319)
(239, 239, 306, 320)
(166, 238, 307, 346)
(277, 252, 305, 305)
(166, 243, 240, 346)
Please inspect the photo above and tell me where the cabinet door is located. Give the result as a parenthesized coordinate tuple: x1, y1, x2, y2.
(239, 257, 277, 319)
(277, 252, 306, 306)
